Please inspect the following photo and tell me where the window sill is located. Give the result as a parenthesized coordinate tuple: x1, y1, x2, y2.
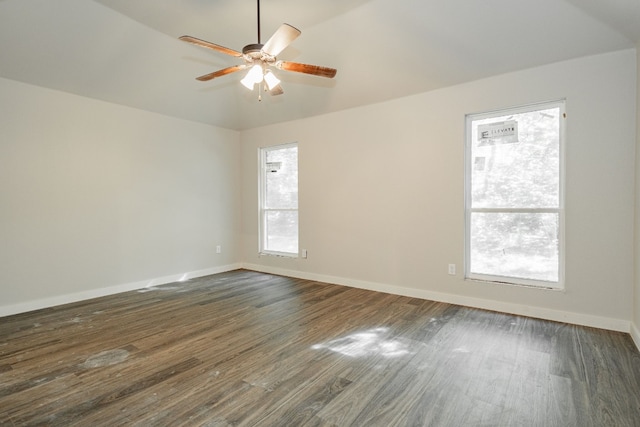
(465, 275, 564, 291)
(259, 251, 298, 259)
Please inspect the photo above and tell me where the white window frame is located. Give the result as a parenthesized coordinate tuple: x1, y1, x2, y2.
(464, 100, 566, 289)
(258, 142, 299, 258)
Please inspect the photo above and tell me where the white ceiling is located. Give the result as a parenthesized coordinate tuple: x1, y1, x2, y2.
(0, 0, 638, 130)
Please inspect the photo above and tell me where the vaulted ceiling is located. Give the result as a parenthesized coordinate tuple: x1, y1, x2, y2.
(1, 0, 638, 130)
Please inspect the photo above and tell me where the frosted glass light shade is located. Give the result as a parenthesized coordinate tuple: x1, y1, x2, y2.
(264, 70, 281, 90)
(241, 64, 264, 90)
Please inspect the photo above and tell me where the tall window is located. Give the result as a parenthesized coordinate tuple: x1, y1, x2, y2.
(259, 143, 298, 257)
(465, 101, 565, 288)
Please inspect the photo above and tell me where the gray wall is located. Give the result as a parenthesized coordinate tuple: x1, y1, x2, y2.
(0, 78, 241, 314)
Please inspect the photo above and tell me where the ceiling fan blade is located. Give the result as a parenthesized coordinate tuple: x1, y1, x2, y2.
(196, 65, 247, 81)
(179, 35, 242, 57)
(276, 61, 337, 78)
(262, 24, 301, 57)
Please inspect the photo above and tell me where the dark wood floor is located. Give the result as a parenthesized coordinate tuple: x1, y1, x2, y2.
(1, 270, 640, 426)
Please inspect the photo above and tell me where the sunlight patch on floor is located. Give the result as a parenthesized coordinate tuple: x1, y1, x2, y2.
(311, 327, 414, 358)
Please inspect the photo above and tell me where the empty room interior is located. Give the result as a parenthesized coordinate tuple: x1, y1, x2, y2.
(1, 0, 640, 425)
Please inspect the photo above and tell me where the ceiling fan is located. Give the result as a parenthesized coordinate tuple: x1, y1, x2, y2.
(179, 0, 337, 99)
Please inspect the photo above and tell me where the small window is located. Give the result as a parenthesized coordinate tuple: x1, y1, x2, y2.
(259, 143, 298, 257)
(465, 101, 565, 288)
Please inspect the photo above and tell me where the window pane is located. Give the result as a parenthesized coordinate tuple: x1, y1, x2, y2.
(265, 210, 299, 254)
(260, 143, 299, 256)
(265, 146, 298, 209)
(471, 108, 560, 209)
(469, 212, 559, 282)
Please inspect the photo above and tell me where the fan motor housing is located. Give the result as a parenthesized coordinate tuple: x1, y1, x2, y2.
(242, 43, 276, 65)
(242, 43, 263, 55)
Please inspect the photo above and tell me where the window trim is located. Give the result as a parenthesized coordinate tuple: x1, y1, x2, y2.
(258, 142, 299, 258)
(464, 100, 566, 289)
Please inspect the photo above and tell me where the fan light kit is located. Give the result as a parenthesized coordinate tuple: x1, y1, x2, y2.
(179, 0, 337, 100)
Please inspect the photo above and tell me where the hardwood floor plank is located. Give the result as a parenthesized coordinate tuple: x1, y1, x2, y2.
(1, 269, 640, 426)
(498, 348, 551, 426)
(546, 374, 582, 427)
(314, 342, 427, 426)
(42, 357, 202, 425)
(260, 375, 353, 425)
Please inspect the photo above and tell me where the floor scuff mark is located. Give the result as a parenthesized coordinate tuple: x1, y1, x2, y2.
(81, 349, 130, 368)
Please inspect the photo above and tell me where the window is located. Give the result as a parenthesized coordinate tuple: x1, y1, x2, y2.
(465, 101, 565, 288)
(259, 143, 298, 257)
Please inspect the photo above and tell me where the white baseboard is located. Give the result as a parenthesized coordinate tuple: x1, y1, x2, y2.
(631, 322, 640, 353)
(4, 262, 635, 342)
(242, 263, 631, 333)
(0, 263, 242, 318)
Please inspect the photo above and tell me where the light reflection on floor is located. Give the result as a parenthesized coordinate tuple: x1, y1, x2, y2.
(311, 327, 415, 358)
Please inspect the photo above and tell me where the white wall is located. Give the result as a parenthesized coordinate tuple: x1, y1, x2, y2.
(241, 49, 637, 331)
(0, 77, 241, 315)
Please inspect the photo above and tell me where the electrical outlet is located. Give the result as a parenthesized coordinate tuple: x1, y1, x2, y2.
(216, 245, 222, 254)
(448, 264, 456, 275)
